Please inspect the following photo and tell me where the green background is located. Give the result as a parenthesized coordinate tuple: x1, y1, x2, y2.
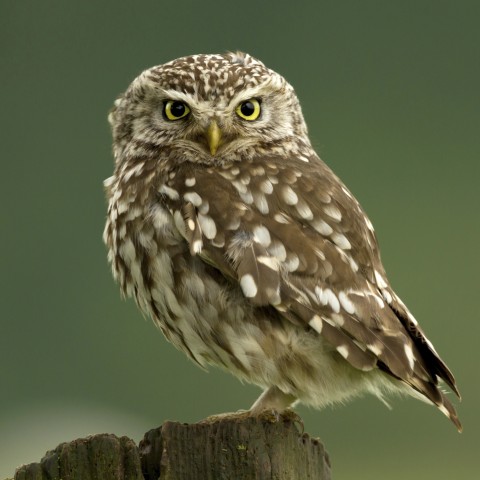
(1, 1, 479, 478)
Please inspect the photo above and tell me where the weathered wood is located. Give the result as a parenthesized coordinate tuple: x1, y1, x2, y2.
(141, 412, 331, 480)
(12, 413, 331, 480)
(13, 434, 143, 480)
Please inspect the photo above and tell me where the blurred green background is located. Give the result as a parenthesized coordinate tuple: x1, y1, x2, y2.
(1, 1, 479, 478)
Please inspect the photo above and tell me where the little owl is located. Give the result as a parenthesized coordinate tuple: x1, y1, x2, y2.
(104, 52, 461, 430)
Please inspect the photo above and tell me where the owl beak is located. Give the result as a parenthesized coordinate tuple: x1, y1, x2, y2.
(206, 120, 222, 156)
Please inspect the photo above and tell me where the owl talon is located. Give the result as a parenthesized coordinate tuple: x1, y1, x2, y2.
(256, 408, 282, 423)
(282, 408, 305, 433)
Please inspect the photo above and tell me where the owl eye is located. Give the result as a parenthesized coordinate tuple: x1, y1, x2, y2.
(236, 98, 261, 121)
(164, 100, 191, 120)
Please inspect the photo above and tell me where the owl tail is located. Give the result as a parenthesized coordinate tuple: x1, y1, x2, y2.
(408, 377, 462, 432)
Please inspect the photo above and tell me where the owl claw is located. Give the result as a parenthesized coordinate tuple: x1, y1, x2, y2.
(282, 408, 305, 433)
(249, 407, 305, 433)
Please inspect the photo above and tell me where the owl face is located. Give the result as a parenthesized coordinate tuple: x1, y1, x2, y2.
(110, 52, 309, 165)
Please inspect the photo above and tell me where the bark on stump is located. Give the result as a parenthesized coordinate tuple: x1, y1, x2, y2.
(11, 412, 331, 480)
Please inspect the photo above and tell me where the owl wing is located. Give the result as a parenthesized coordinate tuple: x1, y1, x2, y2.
(161, 154, 460, 429)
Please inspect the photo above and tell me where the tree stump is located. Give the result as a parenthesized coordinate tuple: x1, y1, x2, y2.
(13, 434, 143, 480)
(11, 412, 331, 480)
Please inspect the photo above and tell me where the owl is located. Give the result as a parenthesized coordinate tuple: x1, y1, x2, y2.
(104, 52, 461, 430)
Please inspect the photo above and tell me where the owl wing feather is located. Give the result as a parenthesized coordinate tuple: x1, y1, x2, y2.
(160, 153, 460, 430)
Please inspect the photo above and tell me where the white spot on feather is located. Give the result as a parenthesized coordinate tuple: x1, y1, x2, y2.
(331, 313, 345, 326)
(198, 214, 217, 239)
(250, 165, 265, 176)
(185, 177, 196, 186)
(226, 217, 241, 230)
(338, 292, 355, 314)
(212, 236, 225, 248)
(370, 293, 385, 309)
(365, 216, 375, 232)
(382, 289, 392, 303)
(257, 255, 279, 270)
(341, 186, 353, 198)
(253, 225, 271, 247)
(259, 179, 274, 194)
(239, 190, 254, 205)
(253, 193, 269, 214)
(374, 270, 388, 288)
(281, 185, 298, 205)
(309, 315, 323, 333)
(184, 192, 202, 207)
(313, 247, 326, 260)
(347, 256, 359, 272)
(158, 185, 179, 201)
(240, 274, 258, 298)
(332, 232, 351, 250)
(192, 239, 203, 254)
(325, 289, 340, 313)
(240, 174, 251, 185)
(274, 212, 290, 224)
(407, 312, 419, 326)
(316, 287, 340, 312)
(311, 219, 333, 236)
(267, 174, 279, 184)
(285, 253, 300, 272)
(268, 241, 287, 262)
(296, 200, 313, 220)
(232, 180, 247, 194)
(438, 404, 451, 419)
(324, 204, 342, 222)
(103, 176, 115, 188)
(404, 343, 415, 370)
(315, 287, 327, 305)
(337, 345, 349, 359)
(367, 343, 383, 356)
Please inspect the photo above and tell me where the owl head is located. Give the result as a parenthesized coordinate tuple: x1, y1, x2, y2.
(109, 52, 309, 166)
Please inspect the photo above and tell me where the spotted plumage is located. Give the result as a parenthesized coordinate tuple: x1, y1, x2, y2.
(104, 52, 461, 430)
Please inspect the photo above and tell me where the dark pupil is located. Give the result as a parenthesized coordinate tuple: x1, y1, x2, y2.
(171, 101, 185, 117)
(241, 101, 255, 117)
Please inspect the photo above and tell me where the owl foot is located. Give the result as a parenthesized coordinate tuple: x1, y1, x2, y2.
(251, 408, 304, 431)
(200, 407, 303, 432)
(250, 385, 298, 414)
(200, 409, 250, 424)
(248, 386, 304, 431)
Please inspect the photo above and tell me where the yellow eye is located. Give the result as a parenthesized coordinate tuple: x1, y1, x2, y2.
(164, 100, 190, 120)
(236, 98, 261, 121)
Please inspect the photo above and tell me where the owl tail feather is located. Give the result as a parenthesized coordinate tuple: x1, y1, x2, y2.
(408, 377, 462, 432)
(440, 393, 463, 433)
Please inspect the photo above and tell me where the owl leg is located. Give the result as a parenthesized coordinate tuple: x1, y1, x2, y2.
(250, 386, 298, 414)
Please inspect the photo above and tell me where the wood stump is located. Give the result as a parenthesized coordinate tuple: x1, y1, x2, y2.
(11, 412, 331, 480)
